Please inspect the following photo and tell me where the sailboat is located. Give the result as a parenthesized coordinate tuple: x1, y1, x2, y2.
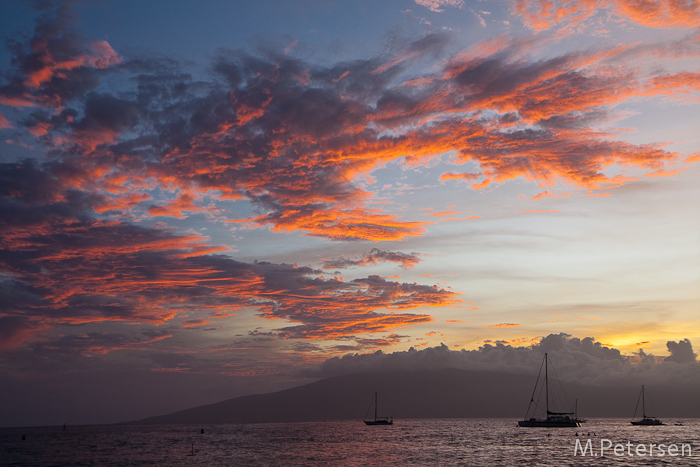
(363, 392, 393, 425)
(630, 385, 665, 426)
(518, 353, 585, 427)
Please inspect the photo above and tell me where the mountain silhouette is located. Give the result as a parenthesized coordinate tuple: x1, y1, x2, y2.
(129, 368, 700, 424)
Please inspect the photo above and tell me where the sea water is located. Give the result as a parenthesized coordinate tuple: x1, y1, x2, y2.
(2, 418, 698, 466)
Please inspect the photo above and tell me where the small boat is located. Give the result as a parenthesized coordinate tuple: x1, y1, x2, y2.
(518, 353, 585, 427)
(630, 385, 665, 426)
(363, 392, 393, 425)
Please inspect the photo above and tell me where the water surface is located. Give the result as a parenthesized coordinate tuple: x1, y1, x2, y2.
(2, 418, 698, 466)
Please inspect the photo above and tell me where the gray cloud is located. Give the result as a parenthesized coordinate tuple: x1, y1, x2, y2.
(312, 333, 700, 387)
(665, 338, 697, 364)
(322, 248, 421, 270)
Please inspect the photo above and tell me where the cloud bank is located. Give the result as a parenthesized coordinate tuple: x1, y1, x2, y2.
(314, 333, 700, 387)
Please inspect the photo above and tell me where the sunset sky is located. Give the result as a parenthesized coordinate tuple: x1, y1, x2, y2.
(1, 0, 699, 426)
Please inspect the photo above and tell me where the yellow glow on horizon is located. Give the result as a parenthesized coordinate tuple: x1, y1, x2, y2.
(575, 324, 700, 358)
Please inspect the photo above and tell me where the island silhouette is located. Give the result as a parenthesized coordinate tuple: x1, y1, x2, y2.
(128, 368, 700, 424)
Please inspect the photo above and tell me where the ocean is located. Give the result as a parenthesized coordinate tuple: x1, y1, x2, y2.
(2, 418, 698, 466)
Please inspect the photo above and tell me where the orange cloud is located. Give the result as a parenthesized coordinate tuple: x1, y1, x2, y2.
(0, 162, 459, 349)
(1, 30, 121, 111)
(94, 192, 152, 214)
(429, 210, 461, 216)
(513, 0, 599, 32)
(483, 336, 540, 346)
(182, 318, 210, 328)
(530, 190, 570, 199)
(645, 168, 681, 178)
(481, 323, 522, 328)
(0, 112, 12, 129)
(24, 40, 120, 89)
(613, 0, 700, 28)
(513, 0, 700, 31)
(147, 192, 203, 218)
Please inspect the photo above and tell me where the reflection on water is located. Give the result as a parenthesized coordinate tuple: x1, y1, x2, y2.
(1, 418, 698, 466)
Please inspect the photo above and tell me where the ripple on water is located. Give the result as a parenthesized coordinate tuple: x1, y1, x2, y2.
(1, 418, 698, 466)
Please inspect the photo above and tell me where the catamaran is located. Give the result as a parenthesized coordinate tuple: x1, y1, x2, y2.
(518, 353, 585, 427)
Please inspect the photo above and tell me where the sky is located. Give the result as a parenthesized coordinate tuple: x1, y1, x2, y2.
(0, 0, 699, 427)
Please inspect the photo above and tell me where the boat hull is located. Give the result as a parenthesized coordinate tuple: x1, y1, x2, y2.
(364, 420, 393, 425)
(631, 418, 665, 426)
(519, 418, 581, 427)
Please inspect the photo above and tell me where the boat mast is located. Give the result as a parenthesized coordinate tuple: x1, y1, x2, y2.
(374, 392, 378, 421)
(545, 353, 549, 415)
(642, 385, 646, 418)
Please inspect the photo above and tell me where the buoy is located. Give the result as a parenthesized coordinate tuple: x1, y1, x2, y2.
(22, 434, 26, 441)
(201, 428, 204, 434)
